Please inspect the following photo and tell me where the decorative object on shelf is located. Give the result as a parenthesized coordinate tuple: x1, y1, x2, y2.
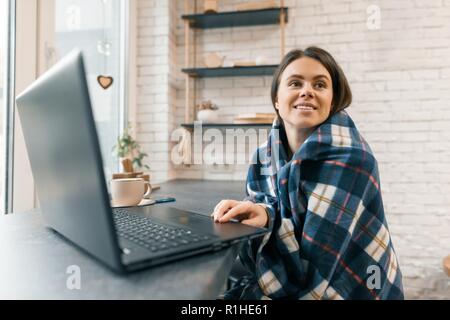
(197, 100, 218, 111)
(203, 0, 218, 14)
(112, 123, 150, 173)
(233, 112, 276, 124)
(202, 55, 269, 68)
(197, 109, 220, 123)
(97, 0, 114, 90)
(255, 55, 268, 66)
(235, 0, 277, 11)
(196, 100, 219, 123)
(232, 60, 256, 67)
(204, 52, 225, 68)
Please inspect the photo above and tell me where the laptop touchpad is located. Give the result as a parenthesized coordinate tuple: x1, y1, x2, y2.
(131, 205, 263, 240)
(137, 206, 215, 232)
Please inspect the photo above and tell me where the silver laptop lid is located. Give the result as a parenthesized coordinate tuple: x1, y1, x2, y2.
(16, 49, 123, 272)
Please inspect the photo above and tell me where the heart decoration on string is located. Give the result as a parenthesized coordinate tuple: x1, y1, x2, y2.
(97, 75, 113, 89)
(97, 0, 113, 90)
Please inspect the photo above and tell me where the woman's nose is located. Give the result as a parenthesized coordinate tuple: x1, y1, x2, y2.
(300, 84, 314, 98)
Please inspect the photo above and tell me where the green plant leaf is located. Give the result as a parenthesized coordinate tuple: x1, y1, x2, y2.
(113, 123, 150, 170)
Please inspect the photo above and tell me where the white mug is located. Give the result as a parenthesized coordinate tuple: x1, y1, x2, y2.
(110, 178, 151, 207)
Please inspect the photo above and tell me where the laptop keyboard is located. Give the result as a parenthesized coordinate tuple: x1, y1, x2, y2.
(113, 208, 211, 252)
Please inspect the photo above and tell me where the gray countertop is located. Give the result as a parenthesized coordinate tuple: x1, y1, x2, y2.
(0, 179, 247, 299)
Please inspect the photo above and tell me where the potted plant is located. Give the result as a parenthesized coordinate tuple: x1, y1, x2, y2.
(196, 100, 219, 123)
(112, 124, 150, 173)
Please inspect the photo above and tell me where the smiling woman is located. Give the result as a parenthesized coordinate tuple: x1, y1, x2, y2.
(213, 47, 404, 300)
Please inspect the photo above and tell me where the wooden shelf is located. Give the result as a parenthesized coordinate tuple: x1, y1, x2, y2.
(182, 8, 288, 29)
(181, 123, 272, 129)
(182, 65, 278, 78)
(181, 3, 288, 126)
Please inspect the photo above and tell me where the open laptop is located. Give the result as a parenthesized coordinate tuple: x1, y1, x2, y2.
(15, 49, 267, 273)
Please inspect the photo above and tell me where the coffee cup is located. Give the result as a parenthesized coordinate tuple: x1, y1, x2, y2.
(110, 178, 152, 207)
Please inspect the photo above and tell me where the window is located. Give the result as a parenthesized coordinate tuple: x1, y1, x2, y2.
(1, 0, 130, 213)
(0, 0, 13, 214)
(52, 0, 127, 179)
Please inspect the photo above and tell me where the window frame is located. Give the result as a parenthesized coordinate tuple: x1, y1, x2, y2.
(2, 0, 16, 215)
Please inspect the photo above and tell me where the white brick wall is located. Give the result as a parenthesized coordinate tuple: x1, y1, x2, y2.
(136, 0, 178, 182)
(136, 0, 450, 299)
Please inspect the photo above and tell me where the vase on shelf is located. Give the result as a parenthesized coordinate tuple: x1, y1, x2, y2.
(196, 100, 219, 123)
(197, 109, 220, 123)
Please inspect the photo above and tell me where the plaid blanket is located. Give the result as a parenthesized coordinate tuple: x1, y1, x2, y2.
(225, 110, 404, 300)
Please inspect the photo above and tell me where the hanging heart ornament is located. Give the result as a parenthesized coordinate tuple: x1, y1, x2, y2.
(97, 75, 113, 89)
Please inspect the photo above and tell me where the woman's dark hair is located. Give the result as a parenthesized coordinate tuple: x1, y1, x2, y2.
(271, 47, 352, 118)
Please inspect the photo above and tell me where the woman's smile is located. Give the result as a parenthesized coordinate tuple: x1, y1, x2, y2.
(292, 102, 318, 111)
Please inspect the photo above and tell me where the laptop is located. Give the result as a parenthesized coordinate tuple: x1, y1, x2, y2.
(15, 49, 268, 273)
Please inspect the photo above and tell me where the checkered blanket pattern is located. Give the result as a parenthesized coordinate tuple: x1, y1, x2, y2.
(225, 110, 404, 300)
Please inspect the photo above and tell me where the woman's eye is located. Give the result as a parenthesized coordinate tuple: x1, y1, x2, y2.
(289, 81, 301, 87)
(315, 82, 326, 89)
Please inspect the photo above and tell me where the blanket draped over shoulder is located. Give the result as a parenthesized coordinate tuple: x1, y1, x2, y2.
(225, 110, 404, 300)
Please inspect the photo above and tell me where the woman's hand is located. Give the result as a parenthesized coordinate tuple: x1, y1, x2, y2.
(211, 200, 269, 228)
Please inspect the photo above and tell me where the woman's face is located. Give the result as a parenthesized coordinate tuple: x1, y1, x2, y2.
(275, 57, 333, 131)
